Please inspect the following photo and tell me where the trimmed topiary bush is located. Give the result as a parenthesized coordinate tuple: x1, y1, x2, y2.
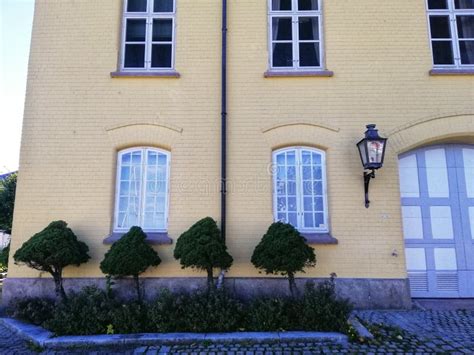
(251, 222, 316, 296)
(174, 217, 233, 288)
(100, 226, 161, 302)
(13, 221, 90, 301)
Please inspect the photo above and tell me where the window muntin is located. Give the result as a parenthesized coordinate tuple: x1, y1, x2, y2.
(114, 148, 170, 232)
(122, 0, 176, 71)
(427, 0, 474, 67)
(269, 0, 323, 70)
(273, 147, 328, 233)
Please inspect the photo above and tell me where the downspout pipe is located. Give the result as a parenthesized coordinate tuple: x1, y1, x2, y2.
(221, 0, 228, 243)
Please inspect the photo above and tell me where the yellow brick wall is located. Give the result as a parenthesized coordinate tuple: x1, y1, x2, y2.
(8, 0, 474, 280)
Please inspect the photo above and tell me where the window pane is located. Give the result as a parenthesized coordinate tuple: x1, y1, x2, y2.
(299, 17, 319, 40)
(457, 16, 474, 39)
(455, 0, 474, 9)
(432, 41, 454, 64)
(315, 213, 324, 227)
(460, 40, 474, 64)
(298, 0, 318, 11)
(272, 18, 292, 40)
(153, 19, 173, 41)
(428, 0, 448, 9)
(272, 0, 292, 11)
(299, 42, 320, 66)
(124, 44, 145, 67)
(273, 43, 293, 67)
(151, 44, 172, 67)
(288, 213, 297, 227)
(304, 197, 313, 211)
(287, 181, 297, 195)
(277, 197, 287, 212)
(127, 0, 147, 12)
(288, 197, 297, 211)
(304, 213, 314, 228)
(126, 19, 146, 42)
(314, 197, 324, 211)
(430, 16, 451, 38)
(154, 0, 174, 12)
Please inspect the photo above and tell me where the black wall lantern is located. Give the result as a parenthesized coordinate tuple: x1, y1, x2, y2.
(357, 124, 388, 208)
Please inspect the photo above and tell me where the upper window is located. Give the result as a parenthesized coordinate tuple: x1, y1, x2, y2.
(114, 148, 170, 233)
(268, 0, 323, 70)
(121, 0, 176, 71)
(427, 0, 474, 67)
(273, 147, 329, 233)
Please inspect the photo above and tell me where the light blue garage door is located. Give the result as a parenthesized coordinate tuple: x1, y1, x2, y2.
(399, 145, 474, 298)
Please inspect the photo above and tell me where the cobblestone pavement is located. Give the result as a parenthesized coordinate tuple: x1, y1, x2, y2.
(0, 310, 473, 354)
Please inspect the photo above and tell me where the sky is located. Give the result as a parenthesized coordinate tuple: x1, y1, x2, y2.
(0, 0, 35, 174)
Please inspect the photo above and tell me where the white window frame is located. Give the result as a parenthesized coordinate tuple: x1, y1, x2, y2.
(268, 0, 325, 71)
(426, 0, 474, 68)
(272, 147, 329, 233)
(114, 147, 171, 233)
(121, 0, 176, 71)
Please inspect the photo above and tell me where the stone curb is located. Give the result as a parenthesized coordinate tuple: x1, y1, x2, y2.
(348, 316, 374, 340)
(0, 318, 348, 350)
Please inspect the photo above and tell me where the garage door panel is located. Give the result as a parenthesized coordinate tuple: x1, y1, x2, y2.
(401, 145, 474, 298)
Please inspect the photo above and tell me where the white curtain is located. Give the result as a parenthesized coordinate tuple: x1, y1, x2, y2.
(456, 0, 474, 9)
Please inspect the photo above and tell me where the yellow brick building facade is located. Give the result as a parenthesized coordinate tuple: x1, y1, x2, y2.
(4, 0, 474, 307)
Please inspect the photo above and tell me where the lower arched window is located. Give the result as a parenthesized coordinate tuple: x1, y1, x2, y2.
(273, 147, 328, 233)
(114, 147, 170, 232)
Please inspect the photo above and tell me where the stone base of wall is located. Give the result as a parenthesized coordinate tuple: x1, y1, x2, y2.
(2, 277, 412, 309)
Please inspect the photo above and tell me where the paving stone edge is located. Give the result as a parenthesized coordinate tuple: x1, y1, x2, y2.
(0, 317, 348, 350)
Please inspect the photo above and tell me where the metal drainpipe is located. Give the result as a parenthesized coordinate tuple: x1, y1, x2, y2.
(217, 0, 228, 290)
(221, 0, 228, 243)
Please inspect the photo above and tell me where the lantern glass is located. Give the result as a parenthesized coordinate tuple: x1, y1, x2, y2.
(357, 124, 387, 170)
(368, 140, 385, 164)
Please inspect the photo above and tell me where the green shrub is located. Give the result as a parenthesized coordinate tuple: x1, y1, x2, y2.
(13, 221, 90, 301)
(174, 217, 233, 289)
(110, 302, 151, 334)
(245, 297, 295, 331)
(149, 289, 192, 332)
(251, 222, 316, 296)
(0, 173, 17, 235)
(0, 242, 10, 272)
(299, 278, 353, 333)
(100, 226, 161, 302)
(11, 298, 55, 326)
(150, 289, 243, 333)
(44, 286, 116, 335)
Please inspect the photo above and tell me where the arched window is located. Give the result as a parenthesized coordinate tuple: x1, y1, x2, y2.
(114, 147, 170, 232)
(273, 147, 328, 233)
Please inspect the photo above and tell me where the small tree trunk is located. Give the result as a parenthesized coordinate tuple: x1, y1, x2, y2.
(52, 271, 67, 302)
(133, 274, 141, 302)
(206, 267, 214, 290)
(288, 272, 297, 298)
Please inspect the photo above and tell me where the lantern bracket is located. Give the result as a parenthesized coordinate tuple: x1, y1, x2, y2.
(364, 169, 376, 208)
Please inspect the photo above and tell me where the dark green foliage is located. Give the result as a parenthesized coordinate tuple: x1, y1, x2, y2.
(100, 226, 161, 301)
(13, 221, 90, 300)
(15, 281, 351, 336)
(110, 302, 151, 334)
(251, 222, 316, 296)
(44, 286, 116, 336)
(0, 173, 17, 234)
(0, 242, 10, 272)
(174, 217, 233, 288)
(245, 297, 295, 331)
(11, 298, 55, 326)
(298, 278, 353, 333)
(150, 289, 243, 333)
